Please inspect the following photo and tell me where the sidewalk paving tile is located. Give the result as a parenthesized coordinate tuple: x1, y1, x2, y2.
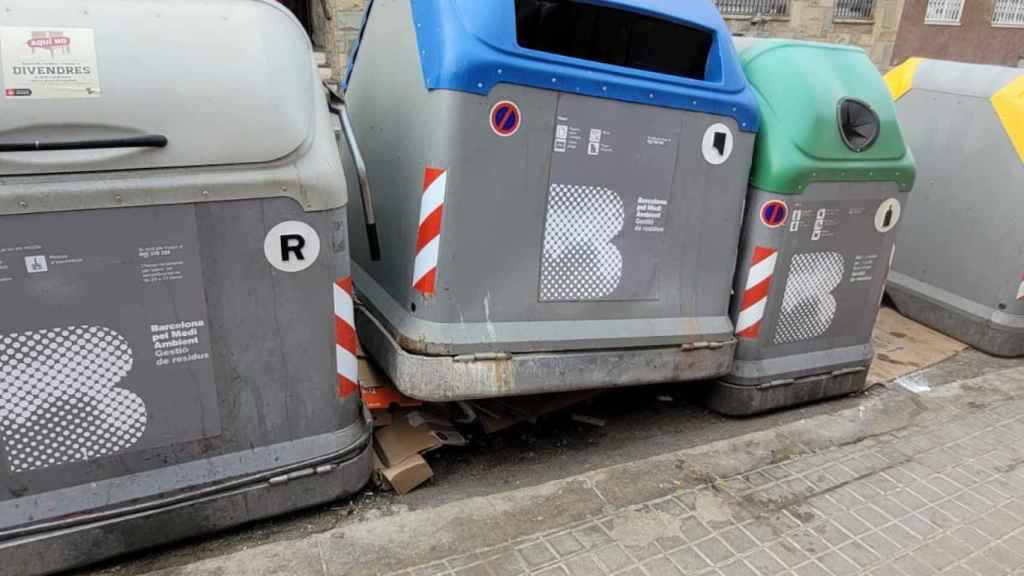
(453, 564, 493, 576)
(411, 563, 449, 576)
(694, 535, 734, 565)
(766, 539, 810, 568)
(654, 534, 686, 553)
(547, 534, 584, 558)
(985, 542, 1024, 571)
(793, 561, 831, 576)
(719, 559, 758, 576)
(562, 555, 605, 576)
(533, 567, 568, 576)
(836, 539, 879, 570)
(817, 550, 859, 576)
(641, 556, 683, 576)
(518, 543, 557, 569)
(678, 515, 713, 543)
(743, 548, 787, 575)
(891, 553, 934, 576)
(858, 531, 902, 559)
(387, 371, 1024, 576)
(962, 552, 1008, 575)
(668, 545, 712, 573)
(719, 526, 758, 555)
(593, 545, 632, 574)
(484, 552, 526, 576)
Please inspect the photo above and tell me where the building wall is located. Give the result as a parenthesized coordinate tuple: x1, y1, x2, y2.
(311, 0, 366, 82)
(313, 0, 906, 81)
(892, 0, 1024, 67)
(724, 0, 905, 69)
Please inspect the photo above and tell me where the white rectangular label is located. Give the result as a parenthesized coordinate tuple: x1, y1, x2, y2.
(1, 27, 101, 99)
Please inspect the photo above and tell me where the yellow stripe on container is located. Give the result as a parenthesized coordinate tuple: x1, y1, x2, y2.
(884, 57, 922, 102)
(991, 74, 1024, 164)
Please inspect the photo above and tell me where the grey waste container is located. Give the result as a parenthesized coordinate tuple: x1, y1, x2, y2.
(0, 2, 371, 574)
(884, 58, 1024, 357)
(706, 40, 916, 416)
(342, 0, 761, 401)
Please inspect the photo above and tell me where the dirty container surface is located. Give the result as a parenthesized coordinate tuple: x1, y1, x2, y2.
(0, 2, 370, 575)
(884, 58, 1024, 358)
(343, 0, 761, 401)
(708, 40, 916, 416)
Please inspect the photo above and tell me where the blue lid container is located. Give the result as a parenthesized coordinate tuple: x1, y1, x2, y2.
(346, 0, 760, 132)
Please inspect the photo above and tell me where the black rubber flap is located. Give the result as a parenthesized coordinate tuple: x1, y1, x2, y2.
(838, 98, 880, 152)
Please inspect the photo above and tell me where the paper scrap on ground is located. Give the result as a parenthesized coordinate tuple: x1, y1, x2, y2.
(868, 307, 966, 384)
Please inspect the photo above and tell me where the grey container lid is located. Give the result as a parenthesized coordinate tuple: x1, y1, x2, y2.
(0, 0, 317, 177)
(902, 58, 1023, 99)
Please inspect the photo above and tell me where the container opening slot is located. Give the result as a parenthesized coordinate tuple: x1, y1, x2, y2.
(514, 0, 713, 81)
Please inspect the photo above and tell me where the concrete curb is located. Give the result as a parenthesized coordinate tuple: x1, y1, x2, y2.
(150, 366, 1024, 576)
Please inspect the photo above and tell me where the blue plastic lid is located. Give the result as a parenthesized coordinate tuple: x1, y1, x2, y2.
(346, 0, 760, 132)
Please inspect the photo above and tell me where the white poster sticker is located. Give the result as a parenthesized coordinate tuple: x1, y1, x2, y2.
(1, 27, 101, 99)
(701, 123, 734, 166)
(264, 221, 321, 273)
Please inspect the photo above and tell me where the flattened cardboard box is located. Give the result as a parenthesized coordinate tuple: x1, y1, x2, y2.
(373, 450, 433, 495)
(374, 410, 466, 468)
(371, 409, 393, 428)
(382, 454, 433, 495)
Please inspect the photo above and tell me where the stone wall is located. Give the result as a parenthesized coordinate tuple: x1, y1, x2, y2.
(312, 0, 905, 81)
(311, 0, 366, 82)
(724, 0, 905, 68)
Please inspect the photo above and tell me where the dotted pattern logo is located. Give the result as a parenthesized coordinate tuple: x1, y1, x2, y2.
(540, 184, 624, 302)
(0, 326, 146, 473)
(774, 252, 845, 345)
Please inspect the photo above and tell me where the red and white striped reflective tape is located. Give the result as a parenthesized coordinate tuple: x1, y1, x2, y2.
(413, 167, 447, 295)
(736, 246, 779, 339)
(1017, 273, 1024, 301)
(334, 276, 358, 398)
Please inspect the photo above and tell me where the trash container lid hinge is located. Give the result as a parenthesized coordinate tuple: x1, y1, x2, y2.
(680, 338, 736, 352)
(453, 352, 513, 363)
(268, 464, 338, 486)
(761, 366, 867, 389)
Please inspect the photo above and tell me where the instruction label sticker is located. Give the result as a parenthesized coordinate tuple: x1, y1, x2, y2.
(539, 93, 679, 302)
(1, 27, 101, 99)
(0, 205, 220, 474)
(751, 194, 901, 350)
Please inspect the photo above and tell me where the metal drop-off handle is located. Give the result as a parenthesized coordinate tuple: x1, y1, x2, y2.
(326, 83, 381, 262)
(0, 134, 168, 153)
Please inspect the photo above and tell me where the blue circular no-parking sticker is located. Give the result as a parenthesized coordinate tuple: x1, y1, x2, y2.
(490, 101, 522, 137)
(760, 200, 789, 228)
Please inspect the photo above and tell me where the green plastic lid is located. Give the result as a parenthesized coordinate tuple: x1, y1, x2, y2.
(736, 39, 916, 195)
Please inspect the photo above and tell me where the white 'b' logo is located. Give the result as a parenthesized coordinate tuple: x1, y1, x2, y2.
(539, 184, 624, 302)
(774, 252, 845, 344)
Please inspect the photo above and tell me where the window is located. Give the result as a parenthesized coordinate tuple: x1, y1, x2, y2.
(925, 0, 965, 24)
(714, 0, 789, 18)
(993, 0, 1024, 26)
(515, 0, 714, 81)
(834, 0, 875, 20)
